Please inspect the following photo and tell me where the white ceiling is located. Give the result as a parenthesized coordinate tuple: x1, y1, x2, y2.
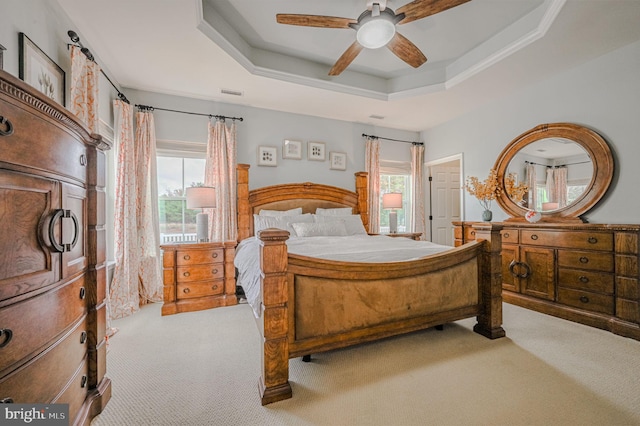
(55, 0, 640, 132)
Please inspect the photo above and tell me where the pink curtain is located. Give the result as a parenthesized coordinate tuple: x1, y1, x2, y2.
(69, 45, 99, 133)
(410, 144, 426, 239)
(365, 137, 380, 233)
(110, 103, 162, 320)
(204, 119, 237, 242)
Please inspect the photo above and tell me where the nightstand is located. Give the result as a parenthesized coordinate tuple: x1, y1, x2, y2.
(370, 232, 423, 241)
(160, 241, 237, 315)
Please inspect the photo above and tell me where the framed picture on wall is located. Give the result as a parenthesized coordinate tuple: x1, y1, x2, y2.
(18, 33, 65, 106)
(308, 141, 326, 161)
(329, 152, 347, 170)
(257, 146, 278, 167)
(283, 139, 302, 159)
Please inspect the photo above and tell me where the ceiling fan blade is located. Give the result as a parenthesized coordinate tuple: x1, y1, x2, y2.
(396, 0, 471, 25)
(329, 42, 364, 76)
(387, 33, 427, 68)
(276, 14, 356, 29)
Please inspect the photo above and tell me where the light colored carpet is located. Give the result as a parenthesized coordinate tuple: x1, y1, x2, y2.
(91, 302, 640, 426)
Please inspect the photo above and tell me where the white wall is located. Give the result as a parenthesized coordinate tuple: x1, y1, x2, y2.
(423, 39, 640, 224)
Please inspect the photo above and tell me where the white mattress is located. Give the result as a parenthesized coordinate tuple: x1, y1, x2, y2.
(234, 235, 451, 317)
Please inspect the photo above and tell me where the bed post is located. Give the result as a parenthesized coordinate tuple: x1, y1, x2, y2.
(472, 223, 506, 339)
(257, 228, 293, 405)
(237, 164, 250, 241)
(355, 171, 369, 232)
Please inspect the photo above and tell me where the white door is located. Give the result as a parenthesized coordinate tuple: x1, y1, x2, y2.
(429, 161, 461, 246)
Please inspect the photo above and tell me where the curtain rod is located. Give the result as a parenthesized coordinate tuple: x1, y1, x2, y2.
(135, 104, 243, 122)
(362, 133, 423, 146)
(525, 160, 590, 168)
(67, 30, 130, 104)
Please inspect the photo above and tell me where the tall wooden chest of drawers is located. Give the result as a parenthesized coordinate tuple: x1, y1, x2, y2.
(0, 70, 111, 423)
(161, 242, 237, 315)
(454, 221, 640, 341)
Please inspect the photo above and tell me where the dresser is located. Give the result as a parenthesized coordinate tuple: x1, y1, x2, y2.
(0, 70, 111, 422)
(161, 242, 237, 315)
(454, 221, 640, 341)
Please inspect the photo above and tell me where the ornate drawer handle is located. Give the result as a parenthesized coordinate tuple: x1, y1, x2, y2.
(587, 237, 598, 244)
(508, 260, 531, 278)
(212, 269, 218, 274)
(579, 296, 590, 304)
(212, 253, 218, 258)
(503, 232, 510, 238)
(48, 209, 79, 253)
(80, 331, 87, 344)
(79, 287, 86, 299)
(0, 116, 13, 136)
(81, 375, 88, 388)
(579, 257, 589, 263)
(183, 288, 190, 293)
(0, 328, 13, 348)
(579, 276, 589, 283)
(530, 234, 538, 240)
(0, 398, 15, 403)
(183, 254, 191, 260)
(183, 271, 190, 277)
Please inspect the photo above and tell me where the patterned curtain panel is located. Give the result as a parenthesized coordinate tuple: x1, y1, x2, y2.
(546, 168, 556, 206)
(204, 119, 237, 242)
(365, 138, 380, 233)
(69, 45, 99, 133)
(410, 144, 426, 239)
(554, 167, 568, 207)
(526, 164, 537, 210)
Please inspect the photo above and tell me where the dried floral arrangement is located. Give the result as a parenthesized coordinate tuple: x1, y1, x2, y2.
(464, 169, 528, 211)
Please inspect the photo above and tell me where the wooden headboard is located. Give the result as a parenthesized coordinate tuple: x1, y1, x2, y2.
(236, 164, 369, 241)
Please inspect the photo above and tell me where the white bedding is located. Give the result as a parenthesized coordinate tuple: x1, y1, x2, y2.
(234, 234, 451, 317)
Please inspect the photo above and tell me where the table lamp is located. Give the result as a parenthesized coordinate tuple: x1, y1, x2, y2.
(186, 186, 216, 242)
(382, 192, 402, 234)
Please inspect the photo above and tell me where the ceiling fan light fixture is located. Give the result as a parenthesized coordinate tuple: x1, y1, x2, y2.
(356, 16, 395, 49)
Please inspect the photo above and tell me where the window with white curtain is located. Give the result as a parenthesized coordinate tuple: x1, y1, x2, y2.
(156, 140, 206, 244)
(379, 161, 413, 233)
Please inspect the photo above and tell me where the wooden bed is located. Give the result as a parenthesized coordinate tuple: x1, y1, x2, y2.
(236, 164, 505, 405)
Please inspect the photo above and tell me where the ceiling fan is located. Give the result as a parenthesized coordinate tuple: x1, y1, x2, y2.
(276, 0, 471, 76)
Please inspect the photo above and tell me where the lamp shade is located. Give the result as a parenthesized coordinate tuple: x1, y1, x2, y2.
(186, 186, 216, 209)
(382, 193, 402, 209)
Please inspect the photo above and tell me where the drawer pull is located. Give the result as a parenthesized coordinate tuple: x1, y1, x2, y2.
(48, 209, 80, 253)
(579, 276, 589, 283)
(579, 296, 590, 304)
(0, 328, 13, 348)
(530, 234, 538, 240)
(81, 375, 88, 388)
(183, 288, 190, 294)
(79, 154, 87, 166)
(183, 254, 191, 260)
(0, 116, 13, 136)
(212, 253, 218, 258)
(0, 398, 14, 403)
(80, 331, 87, 344)
(503, 232, 510, 238)
(587, 237, 598, 244)
(212, 268, 218, 275)
(79, 287, 86, 299)
(579, 257, 589, 264)
(212, 284, 218, 290)
(183, 271, 190, 277)
(470, 231, 476, 236)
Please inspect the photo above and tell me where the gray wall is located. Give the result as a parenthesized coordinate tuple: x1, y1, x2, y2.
(423, 39, 640, 224)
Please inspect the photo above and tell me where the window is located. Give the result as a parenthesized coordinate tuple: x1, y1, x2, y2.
(379, 168, 412, 233)
(157, 143, 207, 244)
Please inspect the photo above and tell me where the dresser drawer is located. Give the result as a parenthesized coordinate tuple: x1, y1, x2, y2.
(0, 99, 87, 183)
(0, 318, 88, 403)
(54, 359, 89, 421)
(175, 248, 223, 266)
(501, 229, 519, 244)
(557, 288, 614, 315)
(176, 264, 224, 283)
(557, 250, 614, 272)
(558, 269, 614, 294)
(0, 276, 86, 373)
(464, 226, 478, 242)
(521, 230, 613, 250)
(177, 280, 225, 299)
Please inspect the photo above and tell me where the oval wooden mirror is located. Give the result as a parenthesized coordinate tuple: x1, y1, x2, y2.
(494, 123, 613, 222)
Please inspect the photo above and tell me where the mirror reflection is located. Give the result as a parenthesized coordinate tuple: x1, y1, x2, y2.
(505, 138, 593, 212)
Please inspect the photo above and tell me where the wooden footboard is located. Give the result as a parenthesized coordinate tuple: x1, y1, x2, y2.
(257, 224, 504, 405)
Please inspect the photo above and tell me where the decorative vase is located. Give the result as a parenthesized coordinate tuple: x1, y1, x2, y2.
(482, 209, 493, 222)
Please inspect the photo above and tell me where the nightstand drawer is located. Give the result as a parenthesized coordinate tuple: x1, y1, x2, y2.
(177, 281, 224, 299)
(176, 265, 224, 282)
(176, 249, 223, 266)
(557, 250, 614, 272)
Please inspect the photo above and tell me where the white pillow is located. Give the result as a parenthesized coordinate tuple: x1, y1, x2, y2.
(253, 214, 313, 234)
(313, 214, 367, 236)
(315, 207, 353, 216)
(291, 221, 348, 237)
(259, 207, 303, 217)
